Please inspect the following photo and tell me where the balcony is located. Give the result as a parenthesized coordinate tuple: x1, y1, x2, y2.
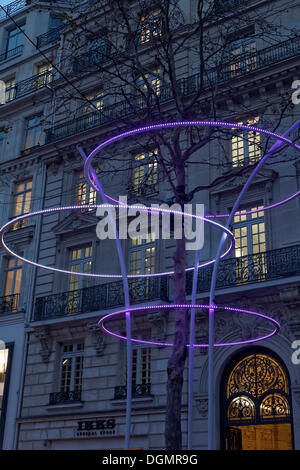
(46, 35, 300, 144)
(214, 0, 248, 14)
(15, 70, 53, 98)
(114, 383, 152, 400)
(73, 43, 111, 72)
(1, 71, 53, 105)
(0, 293, 19, 314)
(186, 244, 300, 295)
(49, 390, 82, 405)
(33, 276, 169, 321)
(0, 0, 26, 21)
(0, 45, 23, 63)
(37, 26, 62, 48)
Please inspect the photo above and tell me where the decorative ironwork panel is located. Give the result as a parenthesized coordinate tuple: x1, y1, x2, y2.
(227, 354, 289, 399)
(0, 45, 23, 62)
(260, 393, 290, 420)
(114, 383, 152, 400)
(15, 71, 53, 100)
(214, 0, 247, 14)
(0, 293, 19, 314)
(49, 390, 82, 405)
(227, 396, 256, 421)
(33, 276, 168, 321)
(186, 245, 300, 295)
(0, 0, 26, 21)
(37, 27, 61, 48)
(73, 43, 111, 72)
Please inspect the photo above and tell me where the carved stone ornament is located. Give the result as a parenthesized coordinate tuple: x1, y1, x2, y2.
(147, 310, 169, 344)
(87, 321, 106, 355)
(34, 327, 52, 363)
(293, 388, 300, 409)
(279, 285, 300, 308)
(195, 309, 208, 355)
(47, 157, 62, 176)
(195, 395, 208, 418)
(52, 212, 98, 236)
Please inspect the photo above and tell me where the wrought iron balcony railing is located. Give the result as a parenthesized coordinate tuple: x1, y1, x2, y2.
(214, 0, 248, 14)
(0, 0, 26, 21)
(37, 26, 62, 48)
(33, 276, 169, 321)
(1, 71, 53, 105)
(73, 43, 111, 72)
(0, 45, 23, 63)
(114, 383, 152, 400)
(49, 390, 82, 405)
(46, 35, 300, 144)
(186, 244, 300, 295)
(15, 70, 53, 99)
(0, 293, 19, 314)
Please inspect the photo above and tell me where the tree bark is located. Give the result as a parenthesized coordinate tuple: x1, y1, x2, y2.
(165, 236, 188, 450)
(165, 167, 188, 449)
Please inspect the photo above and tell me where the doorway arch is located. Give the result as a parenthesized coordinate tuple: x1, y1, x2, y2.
(221, 348, 294, 450)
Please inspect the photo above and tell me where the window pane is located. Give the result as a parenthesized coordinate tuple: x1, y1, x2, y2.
(0, 349, 9, 412)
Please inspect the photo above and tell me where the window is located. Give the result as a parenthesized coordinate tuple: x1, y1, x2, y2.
(123, 339, 151, 387)
(37, 63, 53, 88)
(2, 257, 22, 312)
(24, 115, 42, 150)
(11, 179, 32, 230)
(0, 345, 13, 449)
(59, 343, 84, 393)
(132, 346, 151, 386)
(229, 37, 257, 77)
(233, 206, 266, 283)
(5, 26, 24, 59)
(222, 350, 293, 450)
(4, 77, 15, 102)
(140, 9, 162, 44)
(69, 245, 93, 292)
(75, 170, 97, 210)
(231, 117, 261, 167)
(129, 233, 156, 302)
(67, 245, 93, 315)
(132, 149, 158, 196)
(83, 91, 104, 126)
(137, 68, 161, 106)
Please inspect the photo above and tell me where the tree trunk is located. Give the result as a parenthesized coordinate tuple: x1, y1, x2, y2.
(165, 220, 188, 449)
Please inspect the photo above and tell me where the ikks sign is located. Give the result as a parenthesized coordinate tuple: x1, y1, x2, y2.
(75, 418, 116, 438)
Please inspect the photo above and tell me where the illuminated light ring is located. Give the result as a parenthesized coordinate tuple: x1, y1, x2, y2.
(0, 203, 235, 279)
(98, 304, 280, 347)
(83, 121, 300, 218)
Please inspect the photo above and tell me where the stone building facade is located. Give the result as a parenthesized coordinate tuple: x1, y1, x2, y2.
(0, 0, 299, 450)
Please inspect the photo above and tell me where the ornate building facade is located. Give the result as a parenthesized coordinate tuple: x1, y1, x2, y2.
(0, 0, 299, 450)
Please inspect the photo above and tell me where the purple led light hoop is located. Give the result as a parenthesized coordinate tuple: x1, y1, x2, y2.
(83, 121, 300, 218)
(0, 203, 235, 279)
(98, 304, 280, 347)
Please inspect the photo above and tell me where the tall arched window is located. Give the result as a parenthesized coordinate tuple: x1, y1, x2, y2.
(221, 348, 293, 450)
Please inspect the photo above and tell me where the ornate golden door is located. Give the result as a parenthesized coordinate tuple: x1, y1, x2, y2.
(222, 349, 293, 450)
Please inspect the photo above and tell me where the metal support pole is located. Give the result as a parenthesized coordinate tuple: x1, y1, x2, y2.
(187, 208, 204, 450)
(77, 145, 132, 450)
